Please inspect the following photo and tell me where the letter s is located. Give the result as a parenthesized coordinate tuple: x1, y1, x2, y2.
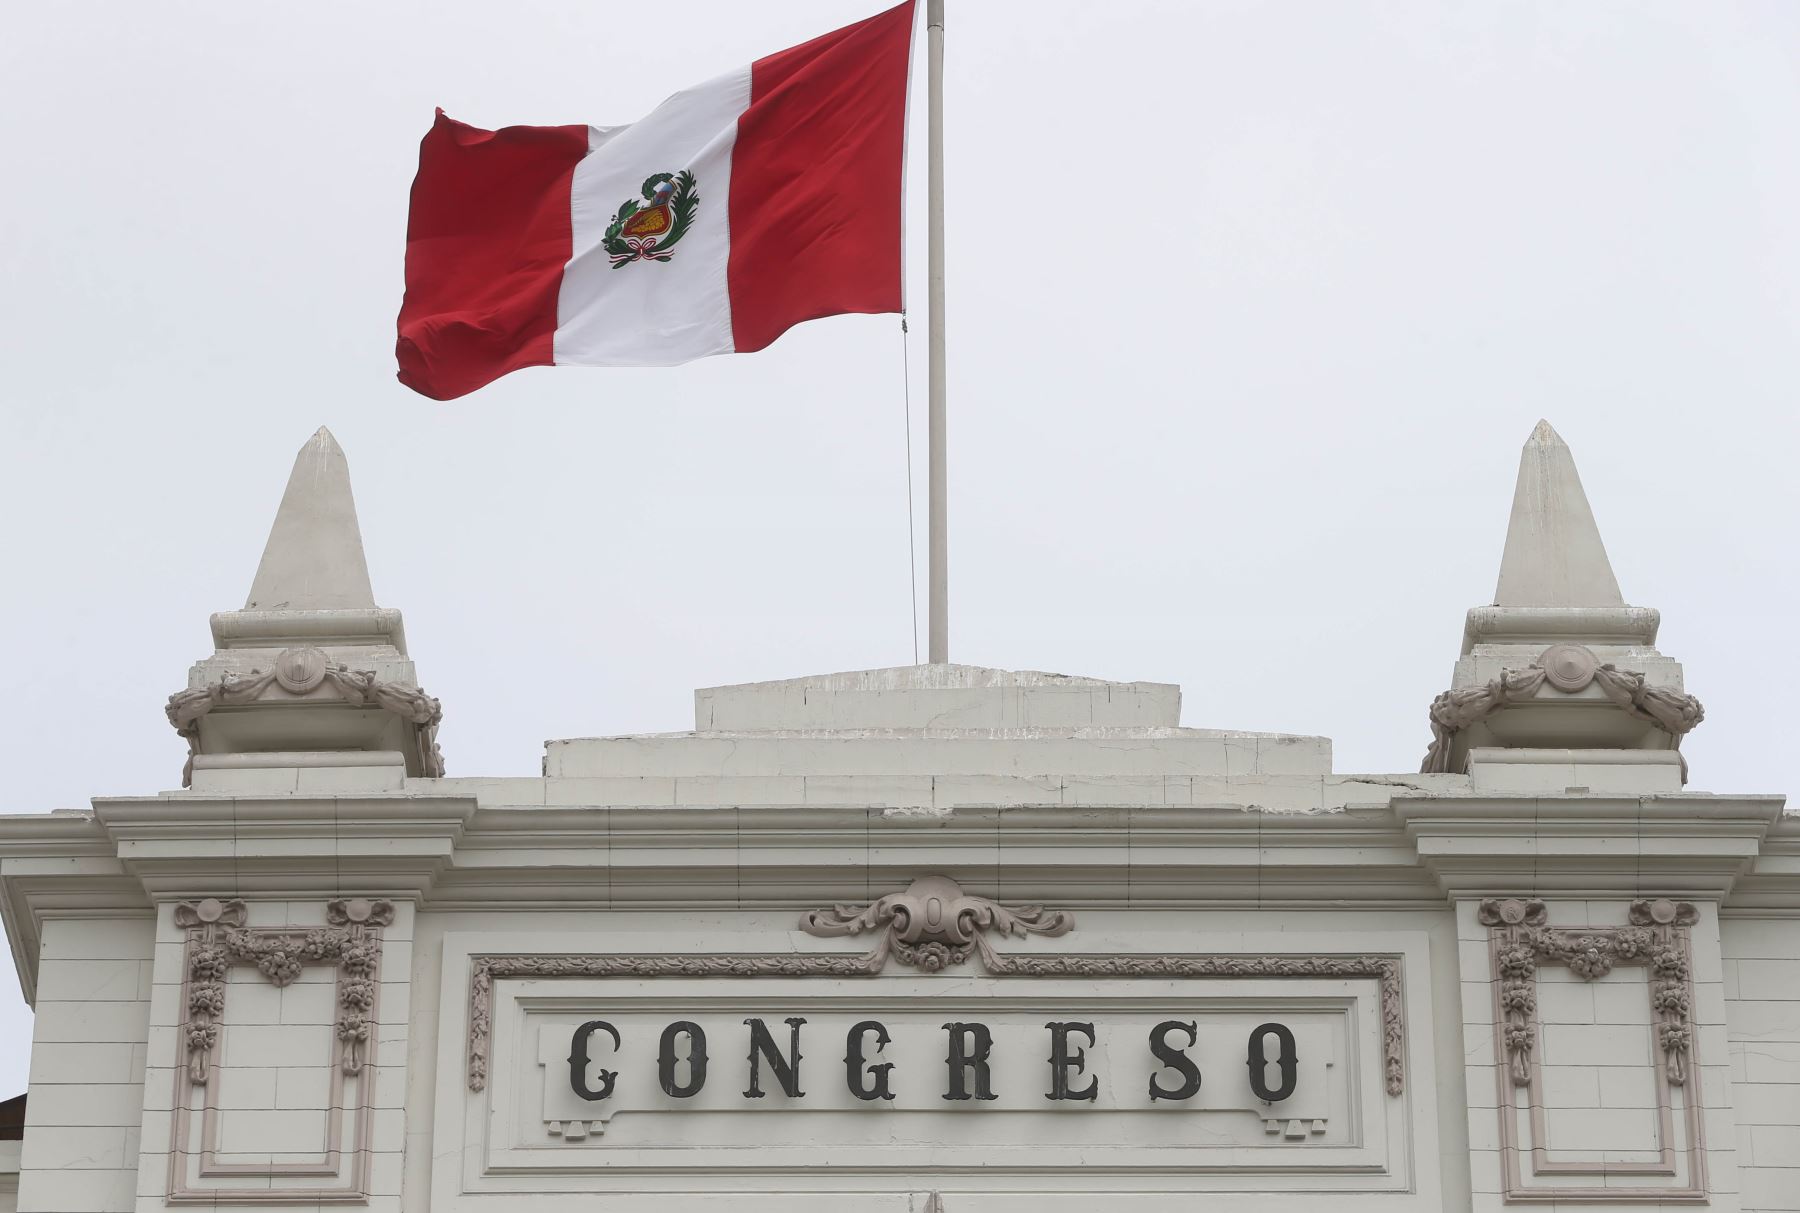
(1148, 1019, 1202, 1101)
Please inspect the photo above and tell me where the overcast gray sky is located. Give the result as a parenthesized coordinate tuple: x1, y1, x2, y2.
(2, 1, 1796, 1095)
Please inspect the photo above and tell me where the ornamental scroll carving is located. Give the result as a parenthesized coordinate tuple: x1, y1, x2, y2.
(1420, 644, 1704, 773)
(798, 875, 1074, 971)
(175, 896, 394, 1085)
(463, 876, 1407, 1098)
(1479, 897, 1697, 1088)
(165, 645, 445, 785)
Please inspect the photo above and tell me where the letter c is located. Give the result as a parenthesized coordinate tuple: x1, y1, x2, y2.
(569, 1020, 621, 1102)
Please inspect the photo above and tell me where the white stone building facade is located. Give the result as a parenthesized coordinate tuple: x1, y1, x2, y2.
(0, 423, 1794, 1212)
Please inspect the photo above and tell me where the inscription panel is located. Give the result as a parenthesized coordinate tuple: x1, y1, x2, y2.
(532, 1005, 1341, 1143)
(432, 927, 1442, 1207)
(462, 974, 1404, 1193)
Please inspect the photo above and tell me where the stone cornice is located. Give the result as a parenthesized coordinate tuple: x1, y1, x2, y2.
(431, 800, 1443, 909)
(89, 794, 476, 900)
(0, 790, 1792, 1001)
(90, 793, 475, 837)
(0, 795, 475, 1003)
(1396, 793, 1788, 898)
(449, 802, 1423, 858)
(0, 812, 148, 1004)
(1394, 793, 1786, 833)
(419, 866, 1447, 913)
(1721, 812, 1800, 913)
(1461, 605, 1662, 651)
(0, 812, 112, 850)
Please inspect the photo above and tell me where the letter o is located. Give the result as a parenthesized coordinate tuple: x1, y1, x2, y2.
(1246, 1022, 1297, 1103)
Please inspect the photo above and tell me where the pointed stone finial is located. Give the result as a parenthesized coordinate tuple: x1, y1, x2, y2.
(245, 427, 376, 611)
(176, 428, 439, 788)
(1493, 420, 1624, 608)
(1424, 420, 1692, 783)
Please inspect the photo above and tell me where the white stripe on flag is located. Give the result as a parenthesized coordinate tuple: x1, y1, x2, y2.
(554, 66, 750, 367)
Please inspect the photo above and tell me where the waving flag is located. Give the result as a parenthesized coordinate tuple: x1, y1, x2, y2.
(396, 2, 915, 400)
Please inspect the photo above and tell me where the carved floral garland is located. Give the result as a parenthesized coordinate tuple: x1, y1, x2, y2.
(177, 896, 394, 1085)
(1420, 645, 1704, 774)
(1480, 897, 1697, 1088)
(165, 645, 444, 786)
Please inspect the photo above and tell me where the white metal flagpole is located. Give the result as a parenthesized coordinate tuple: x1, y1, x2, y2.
(926, 0, 949, 664)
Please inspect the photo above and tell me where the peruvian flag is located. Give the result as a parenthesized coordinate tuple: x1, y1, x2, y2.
(396, 2, 915, 401)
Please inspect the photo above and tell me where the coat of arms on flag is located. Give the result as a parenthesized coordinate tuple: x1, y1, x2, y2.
(605, 171, 699, 267)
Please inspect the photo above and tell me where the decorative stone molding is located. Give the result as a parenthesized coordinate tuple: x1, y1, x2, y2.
(175, 895, 394, 1085)
(326, 897, 394, 1076)
(170, 896, 395, 1204)
(1420, 645, 1704, 773)
(465, 877, 1406, 1098)
(172, 897, 245, 1086)
(1479, 896, 1697, 1087)
(798, 874, 1075, 970)
(1477, 897, 1705, 1201)
(165, 646, 445, 785)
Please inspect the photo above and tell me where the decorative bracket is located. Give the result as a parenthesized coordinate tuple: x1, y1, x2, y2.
(1479, 896, 1697, 1087)
(798, 875, 1074, 971)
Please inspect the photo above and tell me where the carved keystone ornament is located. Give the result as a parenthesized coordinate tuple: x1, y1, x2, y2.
(798, 875, 1074, 970)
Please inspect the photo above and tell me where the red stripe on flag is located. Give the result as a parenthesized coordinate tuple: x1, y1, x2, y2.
(728, 2, 913, 353)
(396, 111, 588, 400)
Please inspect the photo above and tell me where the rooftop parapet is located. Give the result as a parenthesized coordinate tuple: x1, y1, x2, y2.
(547, 664, 1333, 787)
(694, 664, 1182, 732)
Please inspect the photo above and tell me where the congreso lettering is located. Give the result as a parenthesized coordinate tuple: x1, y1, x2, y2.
(565, 1017, 1301, 1104)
